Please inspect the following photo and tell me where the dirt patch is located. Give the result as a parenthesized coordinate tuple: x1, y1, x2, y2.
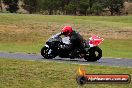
(0, 23, 62, 42)
(0, 23, 132, 43)
(80, 29, 132, 39)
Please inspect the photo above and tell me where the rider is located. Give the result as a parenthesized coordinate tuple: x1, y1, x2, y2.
(60, 26, 85, 59)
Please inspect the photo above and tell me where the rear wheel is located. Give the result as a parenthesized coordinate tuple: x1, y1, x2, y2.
(41, 46, 56, 59)
(84, 46, 102, 62)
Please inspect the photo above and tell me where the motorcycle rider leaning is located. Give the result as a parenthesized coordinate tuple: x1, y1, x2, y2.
(60, 26, 85, 59)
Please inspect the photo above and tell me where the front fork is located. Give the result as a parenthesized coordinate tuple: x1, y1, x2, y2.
(45, 44, 52, 54)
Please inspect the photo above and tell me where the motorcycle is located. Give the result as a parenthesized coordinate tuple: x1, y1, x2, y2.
(41, 33, 104, 61)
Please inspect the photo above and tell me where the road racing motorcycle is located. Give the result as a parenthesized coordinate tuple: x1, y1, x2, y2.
(41, 33, 104, 61)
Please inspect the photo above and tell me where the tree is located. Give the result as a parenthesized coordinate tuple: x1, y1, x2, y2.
(22, 0, 38, 14)
(78, 0, 104, 15)
(79, 0, 89, 15)
(3, 0, 19, 13)
(0, 0, 2, 12)
(92, 2, 103, 15)
(91, 0, 105, 15)
(89, 0, 95, 14)
(19, 0, 125, 15)
(37, 0, 63, 15)
(104, 0, 124, 15)
(64, 0, 79, 15)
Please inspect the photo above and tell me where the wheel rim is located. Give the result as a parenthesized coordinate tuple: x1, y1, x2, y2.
(43, 48, 49, 55)
(85, 50, 100, 61)
(89, 50, 99, 58)
(94, 51, 99, 58)
(41, 47, 50, 57)
(41, 47, 55, 59)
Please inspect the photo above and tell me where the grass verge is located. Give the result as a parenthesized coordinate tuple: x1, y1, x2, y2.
(0, 39, 132, 59)
(0, 58, 132, 88)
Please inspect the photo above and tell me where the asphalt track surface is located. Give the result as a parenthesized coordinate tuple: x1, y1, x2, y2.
(0, 52, 132, 67)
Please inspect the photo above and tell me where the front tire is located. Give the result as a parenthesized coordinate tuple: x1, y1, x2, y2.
(84, 46, 102, 62)
(41, 46, 55, 59)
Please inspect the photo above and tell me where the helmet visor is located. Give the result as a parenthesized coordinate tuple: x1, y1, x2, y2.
(62, 31, 69, 36)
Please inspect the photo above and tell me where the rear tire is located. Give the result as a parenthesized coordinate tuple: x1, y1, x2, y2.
(84, 46, 102, 62)
(41, 46, 55, 59)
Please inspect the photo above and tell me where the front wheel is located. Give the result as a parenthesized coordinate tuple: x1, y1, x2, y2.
(84, 46, 102, 62)
(41, 46, 56, 59)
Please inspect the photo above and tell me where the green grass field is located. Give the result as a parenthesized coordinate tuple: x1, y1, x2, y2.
(0, 14, 132, 88)
(0, 13, 132, 58)
(0, 58, 132, 88)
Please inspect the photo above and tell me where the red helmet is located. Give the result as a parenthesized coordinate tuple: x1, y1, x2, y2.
(61, 26, 73, 36)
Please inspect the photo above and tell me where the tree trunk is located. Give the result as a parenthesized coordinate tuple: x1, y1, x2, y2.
(49, 9, 52, 15)
(110, 8, 114, 16)
(0, 0, 2, 12)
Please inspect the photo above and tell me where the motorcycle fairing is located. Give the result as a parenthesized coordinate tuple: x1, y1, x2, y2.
(88, 35, 104, 47)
